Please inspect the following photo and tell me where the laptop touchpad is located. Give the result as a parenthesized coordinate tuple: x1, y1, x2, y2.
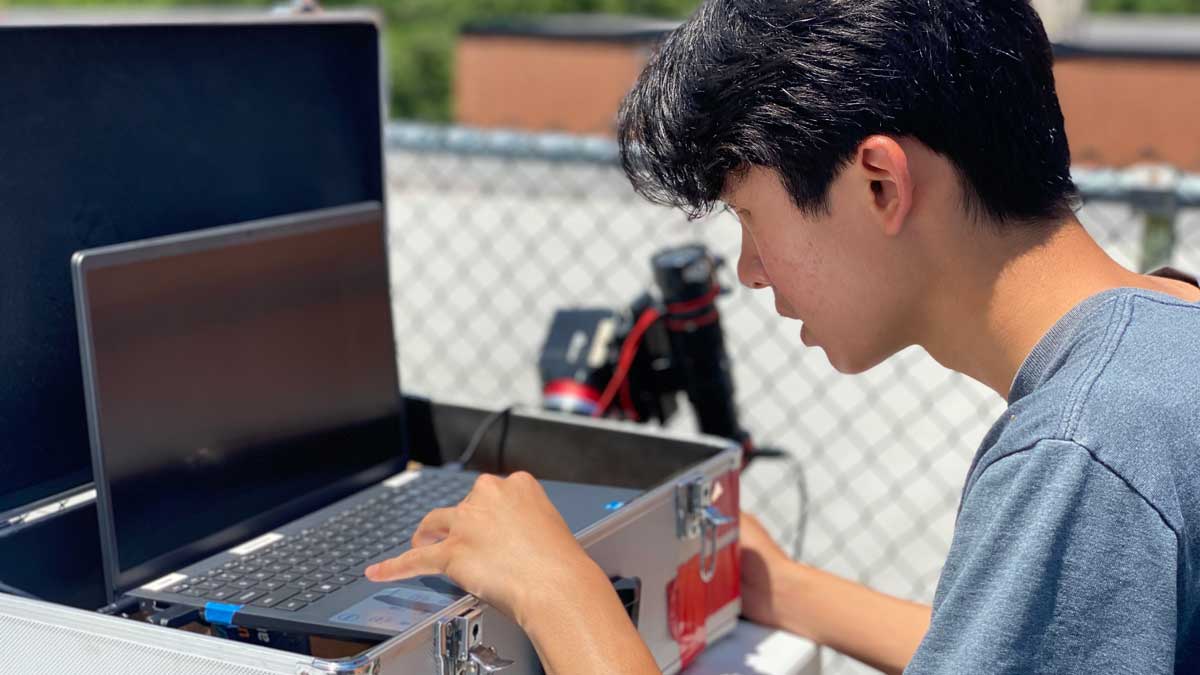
(329, 579, 465, 633)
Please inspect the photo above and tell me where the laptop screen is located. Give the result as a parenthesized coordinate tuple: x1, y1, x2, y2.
(74, 203, 407, 595)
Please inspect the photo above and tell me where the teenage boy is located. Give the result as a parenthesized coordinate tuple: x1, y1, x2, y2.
(368, 1, 1200, 672)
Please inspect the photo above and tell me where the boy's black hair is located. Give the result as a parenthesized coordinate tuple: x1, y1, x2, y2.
(617, 0, 1077, 225)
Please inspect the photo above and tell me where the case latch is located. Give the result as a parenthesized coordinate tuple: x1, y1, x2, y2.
(435, 607, 515, 675)
(676, 478, 735, 582)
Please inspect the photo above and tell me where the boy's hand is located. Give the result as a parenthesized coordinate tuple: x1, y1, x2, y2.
(365, 471, 609, 628)
(739, 511, 794, 628)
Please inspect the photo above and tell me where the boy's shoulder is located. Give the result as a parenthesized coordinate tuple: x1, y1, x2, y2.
(973, 287, 1200, 541)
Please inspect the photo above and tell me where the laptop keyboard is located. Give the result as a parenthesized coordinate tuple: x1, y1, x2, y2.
(161, 471, 475, 613)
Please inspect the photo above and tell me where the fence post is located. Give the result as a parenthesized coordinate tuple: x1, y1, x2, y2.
(1125, 165, 1181, 272)
(1140, 211, 1178, 272)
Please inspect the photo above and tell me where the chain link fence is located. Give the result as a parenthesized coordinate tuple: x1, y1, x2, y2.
(384, 121, 1200, 675)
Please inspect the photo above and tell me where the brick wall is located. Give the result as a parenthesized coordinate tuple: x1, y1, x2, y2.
(454, 34, 1200, 170)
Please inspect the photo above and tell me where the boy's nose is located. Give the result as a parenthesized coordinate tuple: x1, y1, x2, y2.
(737, 232, 770, 290)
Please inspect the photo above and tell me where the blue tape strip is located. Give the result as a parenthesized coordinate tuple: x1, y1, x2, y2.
(203, 602, 242, 626)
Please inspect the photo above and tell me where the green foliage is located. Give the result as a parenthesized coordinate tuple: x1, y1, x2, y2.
(383, 21, 457, 121)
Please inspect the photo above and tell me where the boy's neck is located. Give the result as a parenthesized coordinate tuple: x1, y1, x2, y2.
(918, 217, 1196, 401)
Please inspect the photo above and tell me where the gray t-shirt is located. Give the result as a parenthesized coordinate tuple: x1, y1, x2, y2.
(907, 287, 1200, 673)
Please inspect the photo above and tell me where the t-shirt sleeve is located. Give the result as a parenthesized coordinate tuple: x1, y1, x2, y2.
(906, 439, 1178, 674)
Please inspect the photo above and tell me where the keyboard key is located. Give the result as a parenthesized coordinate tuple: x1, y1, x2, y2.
(215, 572, 242, 583)
(332, 574, 357, 585)
(260, 579, 287, 591)
(233, 579, 257, 589)
(207, 589, 234, 601)
(250, 571, 273, 581)
(278, 599, 308, 612)
(251, 588, 298, 608)
(182, 588, 205, 597)
(292, 577, 319, 589)
(298, 591, 325, 603)
(167, 583, 191, 593)
(232, 589, 264, 604)
(314, 582, 340, 594)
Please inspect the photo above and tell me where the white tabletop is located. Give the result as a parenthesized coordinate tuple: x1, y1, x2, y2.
(683, 621, 821, 675)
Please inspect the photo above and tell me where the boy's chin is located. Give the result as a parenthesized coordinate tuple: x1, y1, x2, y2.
(825, 345, 892, 375)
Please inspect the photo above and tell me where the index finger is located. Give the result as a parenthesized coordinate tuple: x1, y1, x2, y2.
(365, 541, 449, 582)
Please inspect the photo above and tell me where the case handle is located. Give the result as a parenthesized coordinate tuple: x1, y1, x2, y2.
(699, 505, 734, 583)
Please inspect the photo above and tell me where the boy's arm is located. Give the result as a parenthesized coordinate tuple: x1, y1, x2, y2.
(740, 513, 931, 675)
(522, 564, 660, 675)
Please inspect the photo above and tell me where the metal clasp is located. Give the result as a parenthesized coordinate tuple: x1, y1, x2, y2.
(435, 608, 515, 675)
(676, 477, 734, 582)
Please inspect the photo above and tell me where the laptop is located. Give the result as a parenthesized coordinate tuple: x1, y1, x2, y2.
(72, 202, 641, 641)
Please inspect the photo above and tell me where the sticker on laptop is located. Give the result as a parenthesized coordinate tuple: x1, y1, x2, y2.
(329, 579, 466, 632)
(141, 572, 188, 591)
(383, 471, 422, 489)
(228, 532, 284, 556)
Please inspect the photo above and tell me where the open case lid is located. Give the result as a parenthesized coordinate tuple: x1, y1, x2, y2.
(0, 11, 388, 523)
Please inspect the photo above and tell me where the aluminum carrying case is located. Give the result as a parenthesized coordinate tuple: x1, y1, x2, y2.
(0, 398, 742, 674)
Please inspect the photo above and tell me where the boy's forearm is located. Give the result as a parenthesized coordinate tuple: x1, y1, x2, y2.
(770, 561, 931, 675)
(523, 563, 660, 675)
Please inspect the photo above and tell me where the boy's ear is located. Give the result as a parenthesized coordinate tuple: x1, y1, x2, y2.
(856, 135, 913, 237)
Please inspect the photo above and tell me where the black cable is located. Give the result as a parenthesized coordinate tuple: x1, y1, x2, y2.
(0, 579, 38, 601)
(454, 404, 517, 470)
(98, 595, 141, 616)
(496, 407, 514, 475)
